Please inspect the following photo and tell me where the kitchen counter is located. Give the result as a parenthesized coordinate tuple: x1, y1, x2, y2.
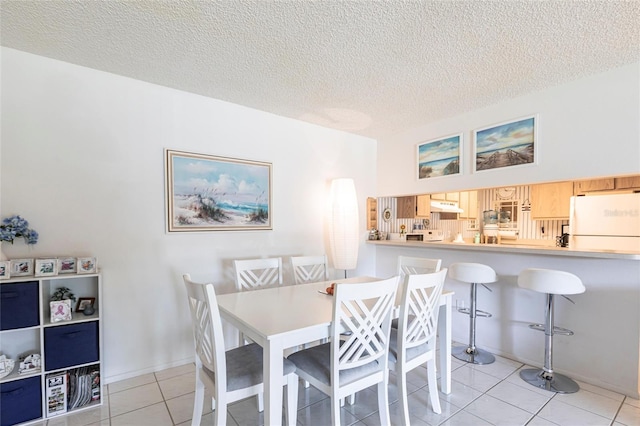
(367, 239, 640, 260)
(369, 239, 640, 398)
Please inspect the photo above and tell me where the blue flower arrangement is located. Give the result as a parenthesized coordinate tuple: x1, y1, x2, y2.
(0, 215, 39, 245)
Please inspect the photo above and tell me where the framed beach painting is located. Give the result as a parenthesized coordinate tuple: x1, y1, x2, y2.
(165, 149, 272, 232)
(473, 115, 537, 173)
(417, 133, 462, 179)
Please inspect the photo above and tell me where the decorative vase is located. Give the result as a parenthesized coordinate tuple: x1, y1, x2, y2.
(83, 303, 95, 316)
(0, 242, 6, 261)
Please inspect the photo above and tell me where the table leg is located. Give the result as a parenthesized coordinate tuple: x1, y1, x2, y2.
(438, 295, 452, 394)
(264, 339, 285, 425)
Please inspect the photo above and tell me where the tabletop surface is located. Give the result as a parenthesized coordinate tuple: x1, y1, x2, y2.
(216, 276, 452, 340)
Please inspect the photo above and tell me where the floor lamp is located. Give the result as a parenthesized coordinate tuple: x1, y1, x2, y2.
(328, 178, 359, 279)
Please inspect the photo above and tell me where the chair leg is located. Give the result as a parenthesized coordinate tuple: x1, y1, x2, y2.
(397, 366, 410, 426)
(377, 378, 391, 426)
(285, 374, 299, 426)
(191, 370, 205, 426)
(257, 392, 264, 412)
(427, 358, 442, 414)
(347, 393, 356, 405)
(213, 397, 227, 426)
(332, 395, 341, 426)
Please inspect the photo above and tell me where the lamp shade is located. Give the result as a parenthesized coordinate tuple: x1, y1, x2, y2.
(328, 178, 359, 271)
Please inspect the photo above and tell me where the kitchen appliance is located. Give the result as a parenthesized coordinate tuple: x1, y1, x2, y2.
(569, 193, 640, 252)
(430, 200, 463, 213)
(405, 229, 444, 242)
(556, 224, 570, 247)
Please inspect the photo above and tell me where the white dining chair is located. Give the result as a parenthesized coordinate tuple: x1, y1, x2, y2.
(397, 256, 442, 277)
(390, 269, 448, 423)
(233, 257, 283, 291)
(290, 255, 329, 284)
(287, 276, 399, 426)
(182, 274, 298, 426)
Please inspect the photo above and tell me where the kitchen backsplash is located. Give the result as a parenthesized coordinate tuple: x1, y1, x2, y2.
(375, 185, 568, 242)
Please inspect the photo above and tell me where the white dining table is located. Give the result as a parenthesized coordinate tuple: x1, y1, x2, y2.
(216, 276, 454, 426)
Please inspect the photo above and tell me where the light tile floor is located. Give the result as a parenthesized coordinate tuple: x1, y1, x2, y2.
(39, 346, 640, 426)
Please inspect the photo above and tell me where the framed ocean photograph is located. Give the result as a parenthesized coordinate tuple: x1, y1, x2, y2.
(417, 133, 462, 179)
(473, 115, 537, 173)
(165, 149, 272, 232)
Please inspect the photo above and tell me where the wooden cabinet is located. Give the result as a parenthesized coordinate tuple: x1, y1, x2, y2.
(574, 178, 615, 195)
(615, 175, 640, 190)
(430, 192, 459, 202)
(531, 181, 574, 219)
(397, 195, 430, 218)
(458, 191, 478, 220)
(366, 197, 377, 230)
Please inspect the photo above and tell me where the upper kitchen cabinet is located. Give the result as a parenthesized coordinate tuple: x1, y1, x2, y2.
(573, 178, 615, 195)
(430, 192, 459, 202)
(458, 191, 478, 220)
(531, 181, 574, 219)
(366, 197, 377, 230)
(614, 175, 640, 190)
(397, 195, 431, 218)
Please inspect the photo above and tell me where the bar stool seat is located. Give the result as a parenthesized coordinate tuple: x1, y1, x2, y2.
(450, 262, 498, 365)
(518, 268, 585, 394)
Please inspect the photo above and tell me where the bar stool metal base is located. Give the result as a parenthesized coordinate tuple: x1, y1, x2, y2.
(452, 345, 495, 365)
(519, 368, 580, 394)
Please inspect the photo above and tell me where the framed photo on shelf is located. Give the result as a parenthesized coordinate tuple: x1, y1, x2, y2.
(0, 261, 9, 279)
(35, 258, 58, 277)
(77, 257, 97, 274)
(165, 149, 272, 232)
(50, 300, 72, 322)
(76, 297, 96, 312)
(58, 257, 77, 274)
(473, 115, 537, 173)
(10, 258, 34, 276)
(416, 133, 463, 179)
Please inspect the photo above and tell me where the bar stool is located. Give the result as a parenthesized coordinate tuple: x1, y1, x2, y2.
(518, 268, 585, 393)
(450, 262, 498, 365)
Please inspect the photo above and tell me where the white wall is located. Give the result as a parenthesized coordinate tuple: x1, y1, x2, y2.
(377, 62, 640, 196)
(0, 48, 378, 382)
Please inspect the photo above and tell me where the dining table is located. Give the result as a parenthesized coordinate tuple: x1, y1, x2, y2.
(216, 276, 454, 426)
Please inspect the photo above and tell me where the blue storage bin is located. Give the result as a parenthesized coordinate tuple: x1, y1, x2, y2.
(44, 321, 99, 371)
(0, 281, 39, 330)
(0, 376, 42, 425)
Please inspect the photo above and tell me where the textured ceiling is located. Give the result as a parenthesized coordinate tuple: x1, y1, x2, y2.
(1, 1, 639, 139)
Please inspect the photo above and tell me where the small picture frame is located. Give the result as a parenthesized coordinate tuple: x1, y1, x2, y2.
(57, 257, 77, 274)
(35, 258, 58, 277)
(0, 261, 10, 279)
(10, 259, 34, 276)
(76, 297, 96, 312)
(77, 257, 97, 274)
(50, 300, 72, 322)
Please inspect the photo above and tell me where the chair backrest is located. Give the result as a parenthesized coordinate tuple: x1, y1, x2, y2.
(183, 274, 226, 394)
(396, 269, 448, 355)
(331, 277, 399, 380)
(290, 255, 329, 284)
(234, 257, 283, 291)
(397, 256, 442, 277)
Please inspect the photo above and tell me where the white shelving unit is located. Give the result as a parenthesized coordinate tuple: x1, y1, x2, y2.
(0, 272, 103, 425)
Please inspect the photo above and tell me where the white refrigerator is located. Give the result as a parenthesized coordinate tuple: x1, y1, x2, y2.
(569, 192, 640, 252)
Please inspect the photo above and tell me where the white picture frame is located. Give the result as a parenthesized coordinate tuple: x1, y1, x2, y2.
(0, 261, 10, 279)
(77, 257, 97, 274)
(416, 133, 463, 179)
(50, 300, 72, 323)
(57, 257, 77, 274)
(10, 258, 34, 276)
(35, 258, 58, 277)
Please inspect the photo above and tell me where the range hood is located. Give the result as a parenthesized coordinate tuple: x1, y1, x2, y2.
(430, 200, 464, 213)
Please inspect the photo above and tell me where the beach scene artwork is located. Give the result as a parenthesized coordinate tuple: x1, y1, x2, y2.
(417, 134, 462, 179)
(166, 150, 272, 231)
(474, 116, 536, 172)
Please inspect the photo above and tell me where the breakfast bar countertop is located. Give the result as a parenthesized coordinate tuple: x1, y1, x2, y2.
(366, 239, 640, 260)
